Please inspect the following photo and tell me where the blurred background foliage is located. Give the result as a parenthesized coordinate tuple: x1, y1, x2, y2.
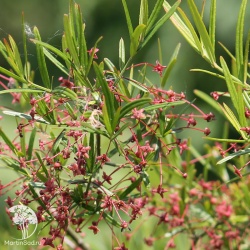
(0, 0, 249, 249)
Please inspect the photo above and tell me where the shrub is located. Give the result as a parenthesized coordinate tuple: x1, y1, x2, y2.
(0, 0, 249, 249)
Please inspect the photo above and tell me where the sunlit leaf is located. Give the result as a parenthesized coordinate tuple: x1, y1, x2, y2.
(119, 38, 126, 70)
(122, 0, 133, 39)
(217, 148, 250, 165)
(130, 24, 146, 56)
(161, 43, 181, 87)
(235, 0, 247, 80)
(33, 27, 51, 89)
(119, 98, 151, 119)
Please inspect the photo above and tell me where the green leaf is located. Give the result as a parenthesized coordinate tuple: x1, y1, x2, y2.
(124, 77, 149, 92)
(193, 89, 224, 115)
(102, 96, 113, 136)
(104, 58, 117, 73)
(119, 176, 142, 200)
(119, 98, 151, 119)
(8, 35, 24, 76)
(139, 0, 148, 25)
(27, 128, 36, 161)
(93, 61, 115, 119)
(64, 102, 77, 120)
(29, 184, 52, 215)
(221, 103, 246, 139)
(0, 88, 44, 94)
(146, 0, 164, 34)
(122, 0, 133, 39)
(220, 57, 238, 112)
(235, 0, 247, 80)
(217, 148, 250, 165)
(141, 170, 150, 188)
(35, 152, 49, 178)
(163, 2, 199, 52)
(33, 27, 51, 89)
(0, 128, 19, 155)
(176, 7, 203, 53)
(30, 39, 70, 64)
(187, 0, 215, 64)
(141, 1, 180, 50)
(0, 156, 29, 176)
(51, 129, 66, 154)
(103, 212, 121, 228)
(209, 0, 216, 52)
(52, 86, 78, 100)
(220, 56, 247, 127)
(119, 38, 126, 70)
(130, 24, 146, 56)
(63, 14, 80, 67)
(161, 43, 181, 88)
(0, 67, 26, 84)
(75, 3, 88, 68)
(243, 31, 250, 83)
(2, 110, 50, 124)
(143, 100, 184, 111)
(22, 14, 28, 75)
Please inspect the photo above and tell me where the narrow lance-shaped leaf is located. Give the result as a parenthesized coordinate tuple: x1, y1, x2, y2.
(75, 3, 88, 68)
(22, 13, 28, 75)
(141, 0, 181, 50)
(121, 0, 133, 39)
(222, 103, 246, 139)
(93, 61, 115, 120)
(0, 128, 19, 155)
(177, 7, 202, 54)
(161, 43, 181, 88)
(209, 0, 216, 53)
(243, 31, 250, 83)
(33, 27, 51, 89)
(130, 24, 146, 56)
(119, 176, 142, 200)
(139, 0, 148, 40)
(102, 96, 114, 136)
(27, 128, 36, 161)
(119, 97, 151, 119)
(220, 57, 239, 113)
(8, 35, 24, 75)
(119, 38, 126, 70)
(235, 0, 247, 80)
(146, 0, 164, 34)
(139, 0, 148, 25)
(163, 1, 199, 52)
(217, 148, 250, 165)
(30, 39, 70, 63)
(193, 89, 224, 115)
(187, 0, 215, 64)
(63, 14, 80, 68)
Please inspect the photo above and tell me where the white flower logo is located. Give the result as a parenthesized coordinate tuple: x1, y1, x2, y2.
(9, 205, 38, 240)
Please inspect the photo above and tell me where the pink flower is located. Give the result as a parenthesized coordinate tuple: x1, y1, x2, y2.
(131, 108, 146, 119)
(152, 60, 167, 76)
(87, 47, 99, 59)
(216, 201, 233, 220)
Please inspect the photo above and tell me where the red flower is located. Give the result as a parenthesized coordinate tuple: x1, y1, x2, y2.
(131, 108, 146, 120)
(88, 221, 100, 234)
(152, 60, 167, 76)
(216, 201, 233, 220)
(87, 47, 99, 59)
